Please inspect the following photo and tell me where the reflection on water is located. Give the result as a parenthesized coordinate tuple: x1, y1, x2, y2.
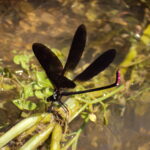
(78, 100, 150, 150)
(0, 0, 149, 150)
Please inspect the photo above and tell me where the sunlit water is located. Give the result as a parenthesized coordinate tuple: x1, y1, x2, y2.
(0, 1, 149, 150)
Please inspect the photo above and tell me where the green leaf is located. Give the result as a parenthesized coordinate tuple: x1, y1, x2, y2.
(33, 84, 42, 90)
(1, 83, 15, 91)
(51, 48, 63, 58)
(13, 99, 37, 110)
(89, 113, 97, 122)
(35, 71, 53, 88)
(34, 90, 45, 99)
(141, 25, 150, 45)
(23, 84, 34, 99)
(13, 55, 31, 71)
(43, 88, 53, 97)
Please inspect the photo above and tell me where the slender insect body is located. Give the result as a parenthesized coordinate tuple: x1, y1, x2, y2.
(32, 24, 120, 112)
(47, 90, 61, 102)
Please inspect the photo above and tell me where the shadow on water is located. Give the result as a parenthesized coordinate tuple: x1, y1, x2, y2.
(0, 0, 150, 149)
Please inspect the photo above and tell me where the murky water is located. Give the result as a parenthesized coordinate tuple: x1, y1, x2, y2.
(0, 0, 149, 150)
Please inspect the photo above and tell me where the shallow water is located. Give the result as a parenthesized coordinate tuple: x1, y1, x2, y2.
(0, 0, 149, 150)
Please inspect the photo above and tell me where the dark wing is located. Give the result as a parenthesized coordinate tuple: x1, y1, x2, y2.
(74, 49, 116, 81)
(62, 24, 86, 75)
(32, 43, 63, 75)
(32, 43, 75, 89)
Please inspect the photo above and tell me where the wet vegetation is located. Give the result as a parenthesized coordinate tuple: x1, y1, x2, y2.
(0, 0, 150, 150)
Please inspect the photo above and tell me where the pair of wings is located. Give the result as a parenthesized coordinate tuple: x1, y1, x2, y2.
(32, 24, 116, 89)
